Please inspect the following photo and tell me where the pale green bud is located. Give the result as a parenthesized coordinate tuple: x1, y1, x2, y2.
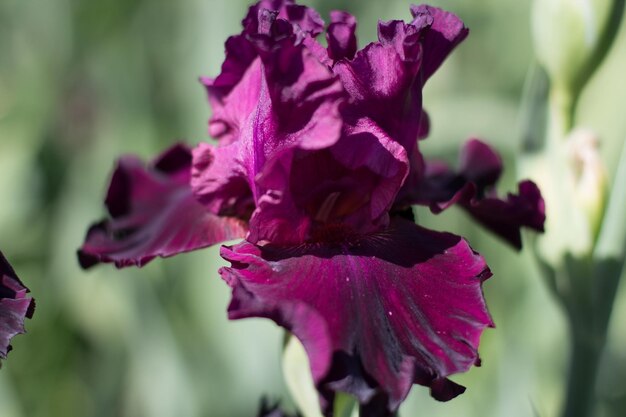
(518, 128, 608, 267)
(532, 0, 624, 101)
(282, 336, 357, 417)
(567, 128, 608, 241)
(282, 336, 324, 417)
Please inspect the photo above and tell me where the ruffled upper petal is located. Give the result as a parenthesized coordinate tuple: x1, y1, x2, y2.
(220, 218, 492, 415)
(331, 6, 466, 153)
(326, 11, 357, 62)
(1, 252, 35, 359)
(247, 117, 409, 245)
(333, 21, 425, 152)
(203, 0, 326, 142)
(242, 0, 324, 39)
(78, 144, 248, 269)
(193, 23, 346, 227)
(409, 5, 468, 84)
(203, 56, 263, 143)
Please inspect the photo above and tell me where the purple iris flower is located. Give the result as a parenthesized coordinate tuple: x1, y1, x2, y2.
(1, 252, 35, 360)
(79, 1, 545, 415)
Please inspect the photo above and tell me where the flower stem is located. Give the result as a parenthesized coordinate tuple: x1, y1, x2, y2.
(547, 87, 575, 143)
(560, 332, 603, 417)
(558, 254, 622, 417)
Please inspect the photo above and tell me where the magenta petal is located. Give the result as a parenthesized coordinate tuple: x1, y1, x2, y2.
(377, 20, 423, 61)
(329, 118, 409, 221)
(462, 180, 546, 250)
(1, 252, 35, 359)
(334, 18, 429, 152)
(248, 117, 408, 245)
(191, 141, 254, 216)
(409, 5, 468, 84)
(203, 56, 263, 143)
(194, 41, 345, 219)
(326, 11, 357, 62)
(458, 139, 503, 187)
(405, 139, 545, 249)
(410, 139, 502, 208)
(220, 218, 493, 414)
(334, 43, 420, 150)
(256, 38, 344, 154)
(242, 0, 324, 39)
(203, 0, 325, 142)
(78, 144, 247, 269)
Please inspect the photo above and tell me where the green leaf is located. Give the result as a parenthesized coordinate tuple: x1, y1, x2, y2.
(282, 335, 324, 417)
(594, 137, 626, 262)
(333, 393, 357, 417)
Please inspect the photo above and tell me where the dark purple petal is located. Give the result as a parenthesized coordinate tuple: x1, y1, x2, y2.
(404, 139, 545, 249)
(202, 50, 262, 142)
(247, 118, 409, 245)
(193, 41, 345, 219)
(409, 5, 468, 84)
(220, 218, 493, 415)
(377, 19, 425, 61)
(326, 11, 357, 62)
(394, 146, 426, 209)
(78, 144, 248, 269)
(1, 252, 35, 359)
(330, 5, 467, 152)
(242, 0, 324, 40)
(427, 141, 545, 249)
(458, 138, 502, 187)
(191, 141, 254, 216)
(408, 139, 503, 207)
(462, 180, 546, 250)
(203, 1, 325, 142)
(333, 22, 425, 151)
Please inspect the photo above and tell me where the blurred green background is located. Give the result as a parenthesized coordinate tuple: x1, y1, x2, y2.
(1, 1, 625, 416)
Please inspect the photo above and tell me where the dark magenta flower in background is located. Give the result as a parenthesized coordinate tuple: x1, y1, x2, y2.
(1, 252, 35, 360)
(79, 1, 545, 415)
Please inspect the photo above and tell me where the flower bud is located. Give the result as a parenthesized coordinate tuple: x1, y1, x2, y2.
(567, 128, 608, 240)
(532, 0, 624, 99)
(282, 335, 359, 417)
(282, 336, 324, 417)
(518, 128, 608, 266)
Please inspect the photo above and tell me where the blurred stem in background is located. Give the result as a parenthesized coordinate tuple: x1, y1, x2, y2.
(282, 335, 361, 417)
(523, 1, 626, 417)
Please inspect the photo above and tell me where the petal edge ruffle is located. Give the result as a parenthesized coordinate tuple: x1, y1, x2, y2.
(1, 252, 35, 359)
(78, 144, 247, 269)
(220, 218, 492, 415)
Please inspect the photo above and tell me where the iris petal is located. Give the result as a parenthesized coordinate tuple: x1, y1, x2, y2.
(248, 117, 409, 245)
(220, 217, 492, 415)
(407, 139, 545, 249)
(334, 6, 466, 153)
(78, 144, 247, 269)
(326, 11, 357, 62)
(1, 252, 35, 359)
(409, 5, 469, 83)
